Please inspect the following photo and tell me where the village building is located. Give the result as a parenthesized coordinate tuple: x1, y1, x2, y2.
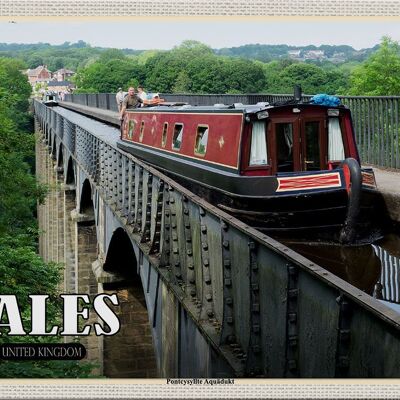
(26, 65, 52, 85)
(53, 68, 75, 82)
(288, 49, 301, 59)
(303, 50, 325, 60)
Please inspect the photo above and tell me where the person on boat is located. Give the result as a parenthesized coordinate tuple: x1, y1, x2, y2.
(115, 87, 125, 113)
(119, 87, 143, 120)
(137, 86, 147, 107)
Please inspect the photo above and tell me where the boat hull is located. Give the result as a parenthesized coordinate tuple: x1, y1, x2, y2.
(117, 140, 387, 243)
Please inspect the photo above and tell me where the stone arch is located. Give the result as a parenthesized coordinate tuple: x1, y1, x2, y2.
(79, 179, 94, 219)
(102, 227, 157, 378)
(65, 157, 75, 186)
(71, 176, 99, 369)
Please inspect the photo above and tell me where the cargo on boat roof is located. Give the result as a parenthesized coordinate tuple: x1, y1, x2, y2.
(117, 89, 389, 244)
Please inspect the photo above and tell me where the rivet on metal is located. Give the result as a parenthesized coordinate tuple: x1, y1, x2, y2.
(224, 278, 232, 287)
(248, 241, 256, 250)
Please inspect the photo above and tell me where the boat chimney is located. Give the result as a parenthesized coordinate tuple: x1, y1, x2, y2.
(294, 85, 302, 102)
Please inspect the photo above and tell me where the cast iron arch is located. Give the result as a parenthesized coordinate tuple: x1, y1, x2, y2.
(57, 145, 64, 169)
(79, 179, 94, 218)
(65, 157, 75, 185)
(104, 227, 138, 283)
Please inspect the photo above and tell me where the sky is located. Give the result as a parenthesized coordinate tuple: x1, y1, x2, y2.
(0, 19, 399, 50)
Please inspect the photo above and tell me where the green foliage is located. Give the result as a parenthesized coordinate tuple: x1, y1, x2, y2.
(0, 57, 95, 378)
(262, 59, 350, 94)
(74, 58, 145, 93)
(349, 36, 400, 95)
(72, 39, 354, 95)
(0, 235, 61, 324)
(0, 57, 32, 130)
(215, 43, 375, 63)
(98, 48, 126, 63)
(0, 41, 143, 72)
(142, 43, 265, 94)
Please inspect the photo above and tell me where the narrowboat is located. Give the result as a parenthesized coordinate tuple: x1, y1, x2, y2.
(117, 94, 387, 243)
(43, 91, 58, 107)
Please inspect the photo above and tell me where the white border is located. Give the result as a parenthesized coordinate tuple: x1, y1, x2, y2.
(1, 1, 400, 398)
(0, 0, 400, 17)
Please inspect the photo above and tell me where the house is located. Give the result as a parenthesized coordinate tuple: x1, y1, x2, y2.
(288, 50, 301, 59)
(53, 68, 75, 82)
(303, 50, 325, 60)
(26, 65, 52, 85)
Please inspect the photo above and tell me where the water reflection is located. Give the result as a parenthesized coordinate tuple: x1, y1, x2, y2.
(282, 240, 382, 295)
(282, 233, 400, 306)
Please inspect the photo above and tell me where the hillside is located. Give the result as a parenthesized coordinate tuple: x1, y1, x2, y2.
(0, 41, 380, 70)
(215, 43, 380, 63)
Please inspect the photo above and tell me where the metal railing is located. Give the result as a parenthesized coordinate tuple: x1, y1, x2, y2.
(36, 99, 400, 377)
(64, 93, 400, 169)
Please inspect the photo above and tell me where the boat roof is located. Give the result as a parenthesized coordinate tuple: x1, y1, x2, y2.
(129, 101, 348, 115)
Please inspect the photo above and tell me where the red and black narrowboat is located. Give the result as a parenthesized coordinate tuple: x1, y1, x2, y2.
(117, 96, 386, 243)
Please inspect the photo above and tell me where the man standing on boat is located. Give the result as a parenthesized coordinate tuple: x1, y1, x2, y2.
(119, 87, 143, 120)
(116, 87, 125, 113)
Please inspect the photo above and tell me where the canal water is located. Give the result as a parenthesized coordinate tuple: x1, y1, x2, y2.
(282, 232, 400, 313)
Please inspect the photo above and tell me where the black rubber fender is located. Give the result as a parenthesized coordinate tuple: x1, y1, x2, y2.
(339, 157, 362, 243)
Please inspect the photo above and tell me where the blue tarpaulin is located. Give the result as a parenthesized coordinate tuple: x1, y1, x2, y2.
(310, 94, 341, 106)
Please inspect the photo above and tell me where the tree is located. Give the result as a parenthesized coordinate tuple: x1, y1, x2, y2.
(262, 60, 347, 95)
(74, 58, 145, 92)
(98, 48, 126, 63)
(0, 57, 95, 378)
(349, 37, 400, 95)
(278, 63, 329, 94)
(172, 70, 192, 93)
(0, 57, 32, 130)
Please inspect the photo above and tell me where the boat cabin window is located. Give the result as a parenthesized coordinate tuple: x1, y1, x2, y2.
(276, 123, 294, 172)
(172, 123, 184, 150)
(127, 120, 136, 140)
(249, 121, 268, 166)
(161, 123, 168, 148)
(139, 121, 145, 142)
(328, 117, 345, 161)
(194, 125, 209, 156)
